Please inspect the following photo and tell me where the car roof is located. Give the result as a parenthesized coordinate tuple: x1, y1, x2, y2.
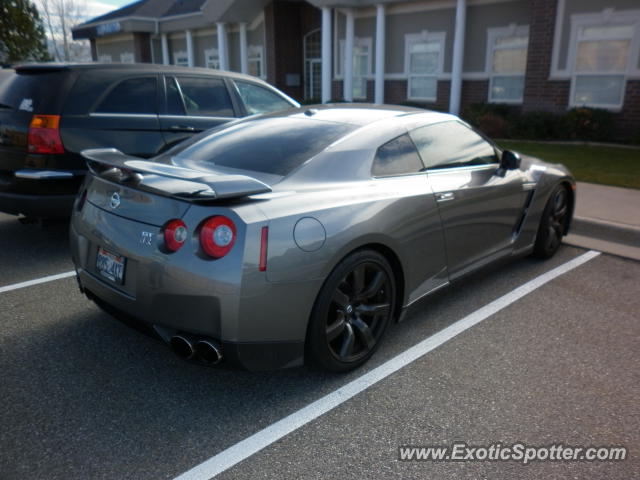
(259, 104, 456, 128)
(11, 62, 268, 83)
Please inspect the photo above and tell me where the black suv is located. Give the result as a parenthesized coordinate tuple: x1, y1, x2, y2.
(0, 63, 298, 218)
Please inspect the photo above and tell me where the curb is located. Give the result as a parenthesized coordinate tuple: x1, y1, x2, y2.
(571, 216, 640, 247)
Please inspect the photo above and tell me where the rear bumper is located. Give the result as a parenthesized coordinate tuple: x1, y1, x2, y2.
(0, 191, 76, 217)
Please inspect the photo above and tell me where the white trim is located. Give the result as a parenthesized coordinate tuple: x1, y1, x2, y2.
(404, 31, 446, 102)
(303, 28, 321, 100)
(239, 23, 248, 74)
(550, 0, 567, 78)
(344, 9, 355, 101)
(349, 0, 518, 19)
(336, 37, 372, 100)
(216, 22, 229, 71)
(172, 250, 601, 480)
(185, 30, 194, 68)
(321, 7, 332, 103)
(374, 4, 386, 104)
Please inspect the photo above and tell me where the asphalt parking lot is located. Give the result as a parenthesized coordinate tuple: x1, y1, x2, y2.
(0, 212, 638, 480)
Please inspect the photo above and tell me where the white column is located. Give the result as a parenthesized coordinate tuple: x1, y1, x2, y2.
(185, 29, 194, 67)
(374, 4, 385, 104)
(343, 9, 355, 102)
(321, 7, 332, 103)
(161, 33, 169, 65)
(239, 22, 248, 74)
(217, 22, 229, 71)
(449, 0, 467, 115)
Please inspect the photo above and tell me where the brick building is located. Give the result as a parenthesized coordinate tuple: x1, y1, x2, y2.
(73, 0, 640, 137)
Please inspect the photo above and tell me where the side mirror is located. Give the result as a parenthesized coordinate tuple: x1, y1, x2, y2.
(500, 150, 521, 170)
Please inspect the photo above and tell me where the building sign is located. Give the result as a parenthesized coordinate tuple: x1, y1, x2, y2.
(96, 22, 121, 37)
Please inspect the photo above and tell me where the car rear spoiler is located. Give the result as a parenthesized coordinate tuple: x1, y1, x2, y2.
(81, 148, 272, 200)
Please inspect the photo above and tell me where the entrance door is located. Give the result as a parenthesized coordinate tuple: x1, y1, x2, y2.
(303, 29, 321, 101)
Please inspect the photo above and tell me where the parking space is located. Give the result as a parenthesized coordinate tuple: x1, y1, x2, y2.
(0, 213, 638, 480)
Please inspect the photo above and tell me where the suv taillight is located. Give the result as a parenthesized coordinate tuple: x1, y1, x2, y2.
(27, 115, 64, 154)
(200, 216, 236, 258)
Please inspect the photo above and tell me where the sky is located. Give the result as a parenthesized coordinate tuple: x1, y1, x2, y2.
(85, 0, 135, 18)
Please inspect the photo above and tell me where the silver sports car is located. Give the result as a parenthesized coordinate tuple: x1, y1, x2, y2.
(70, 105, 574, 372)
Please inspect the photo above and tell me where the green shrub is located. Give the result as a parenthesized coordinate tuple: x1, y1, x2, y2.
(560, 108, 615, 142)
(513, 111, 562, 140)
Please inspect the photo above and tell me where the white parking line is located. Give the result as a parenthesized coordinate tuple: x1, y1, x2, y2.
(173, 250, 601, 480)
(0, 271, 76, 294)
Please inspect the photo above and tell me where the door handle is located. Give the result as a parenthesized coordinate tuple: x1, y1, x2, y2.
(168, 125, 196, 132)
(436, 192, 455, 202)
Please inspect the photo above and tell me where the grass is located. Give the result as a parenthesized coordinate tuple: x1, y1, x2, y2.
(499, 141, 640, 190)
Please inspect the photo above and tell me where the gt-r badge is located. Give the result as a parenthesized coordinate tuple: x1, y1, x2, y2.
(140, 231, 154, 246)
(109, 192, 121, 209)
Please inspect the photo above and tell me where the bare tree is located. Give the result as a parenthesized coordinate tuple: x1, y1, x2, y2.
(39, 0, 87, 61)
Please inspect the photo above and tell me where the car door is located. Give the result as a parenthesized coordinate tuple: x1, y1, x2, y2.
(159, 74, 237, 150)
(65, 74, 164, 158)
(409, 120, 527, 279)
(371, 133, 449, 303)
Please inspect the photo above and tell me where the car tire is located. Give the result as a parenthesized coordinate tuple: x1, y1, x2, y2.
(532, 184, 570, 259)
(306, 249, 396, 372)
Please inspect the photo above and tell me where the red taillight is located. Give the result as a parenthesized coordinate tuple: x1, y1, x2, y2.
(259, 226, 268, 271)
(164, 219, 188, 252)
(27, 115, 64, 154)
(200, 216, 236, 259)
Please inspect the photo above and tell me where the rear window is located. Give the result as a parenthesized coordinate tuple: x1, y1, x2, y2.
(0, 71, 68, 112)
(172, 117, 356, 176)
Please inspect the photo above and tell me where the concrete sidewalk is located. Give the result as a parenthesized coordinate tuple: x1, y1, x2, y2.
(566, 182, 640, 261)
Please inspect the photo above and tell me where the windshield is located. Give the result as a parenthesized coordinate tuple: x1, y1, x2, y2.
(170, 117, 356, 177)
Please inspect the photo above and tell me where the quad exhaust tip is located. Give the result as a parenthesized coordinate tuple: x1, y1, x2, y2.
(170, 334, 223, 365)
(194, 339, 223, 365)
(170, 334, 195, 360)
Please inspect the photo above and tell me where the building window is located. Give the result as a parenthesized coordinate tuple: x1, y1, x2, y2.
(405, 32, 445, 102)
(487, 26, 529, 103)
(338, 38, 372, 100)
(204, 48, 220, 69)
(571, 23, 635, 109)
(98, 54, 112, 63)
(248, 45, 264, 78)
(173, 51, 188, 67)
(303, 29, 321, 101)
(120, 52, 134, 63)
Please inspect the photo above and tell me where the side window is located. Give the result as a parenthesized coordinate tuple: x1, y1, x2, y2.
(234, 81, 292, 115)
(372, 134, 424, 177)
(165, 77, 185, 115)
(174, 76, 234, 117)
(95, 77, 157, 114)
(409, 121, 497, 170)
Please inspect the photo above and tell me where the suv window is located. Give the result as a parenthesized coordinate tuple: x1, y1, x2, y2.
(174, 76, 234, 117)
(372, 134, 424, 177)
(234, 81, 292, 115)
(165, 77, 185, 115)
(409, 121, 497, 170)
(95, 77, 157, 114)
(0, 70, 68, 112)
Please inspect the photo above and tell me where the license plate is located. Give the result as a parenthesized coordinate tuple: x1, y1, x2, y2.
(96, 247, 126, 284)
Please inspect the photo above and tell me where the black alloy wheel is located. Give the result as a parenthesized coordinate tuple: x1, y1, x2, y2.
(307, 250, 396, 372)
(533, 185, 570, 259)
